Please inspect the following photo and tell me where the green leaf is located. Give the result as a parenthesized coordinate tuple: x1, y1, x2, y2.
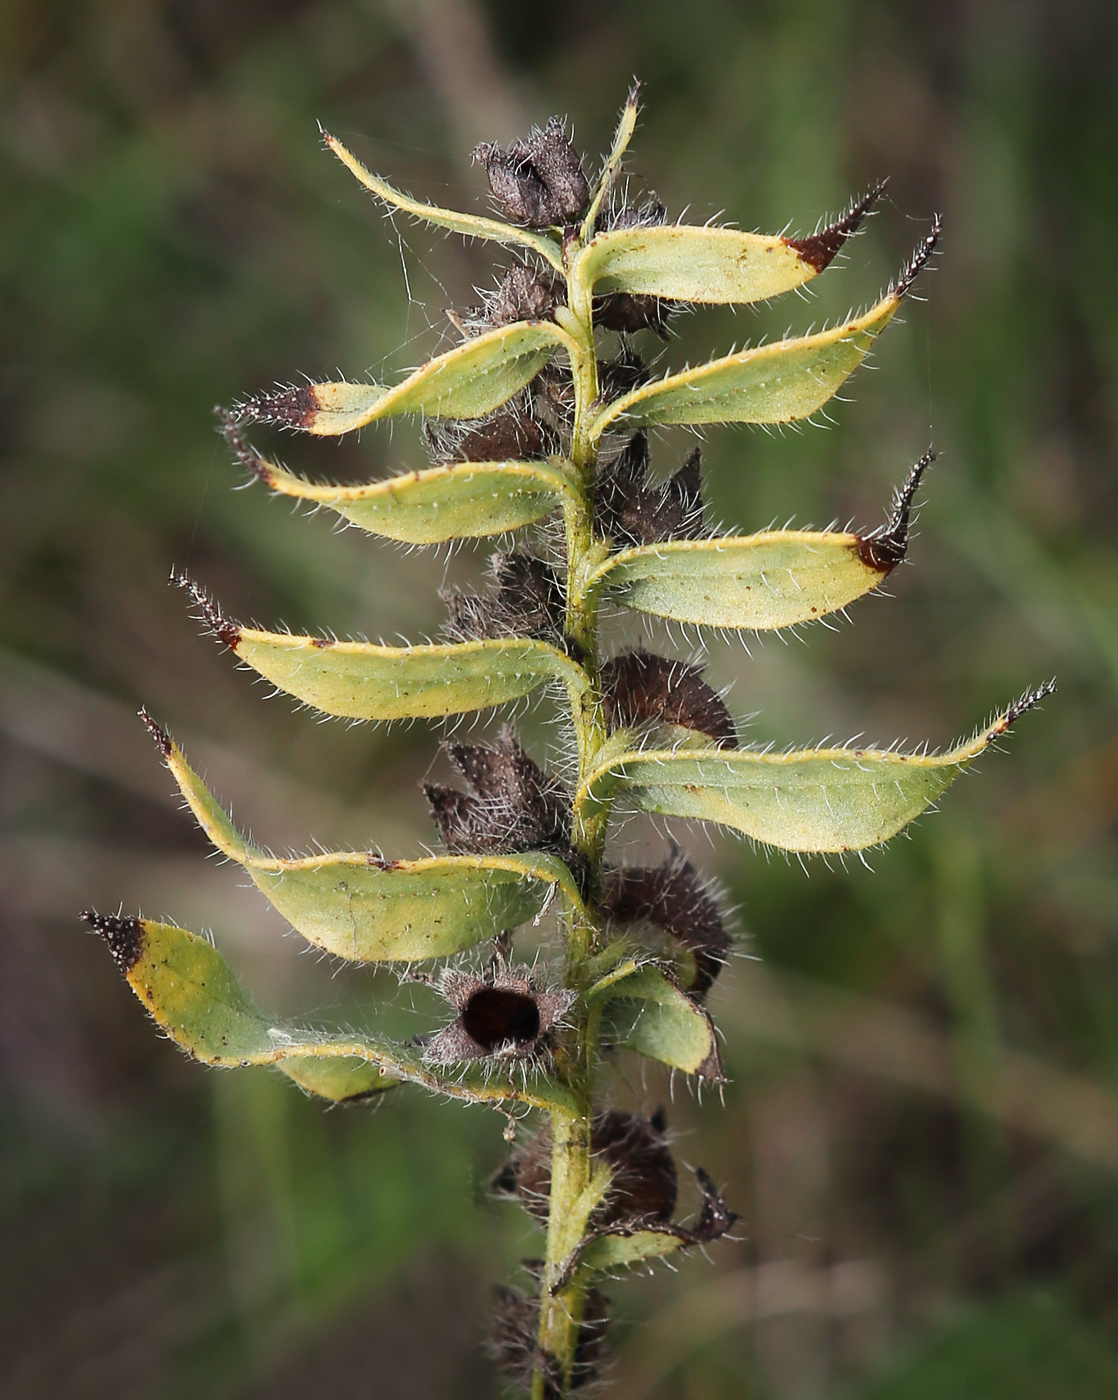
(253, 455, 576, 544)
(583, 530, 894, 629)
(577, 226, 820, 306)
(600, 965, 723, 1079)
(323, 129, 565, 274)
(89, 915, 576, 1111)
(580, 689, 1053, 853)
(242, 321, 573, 436)
(152, 726, 583, 960)
(578, 1230, 688, 1272)
(579, 84, 640, 241)
(219, 622, 588, 722)
(591, 294, 898, 436)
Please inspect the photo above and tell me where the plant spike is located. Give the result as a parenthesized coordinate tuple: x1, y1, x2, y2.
(91, 89, 1051, 1399)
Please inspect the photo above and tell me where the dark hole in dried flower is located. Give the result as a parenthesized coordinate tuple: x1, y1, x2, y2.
(474, 117, 590, 229)
(463, 986, 541, 1051)
(425, 965, 575, 1065)
(601, 649, 736, 748)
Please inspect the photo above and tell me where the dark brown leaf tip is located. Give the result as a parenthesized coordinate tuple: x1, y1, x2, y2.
(424, 964, 576, 1065)
(857, 448, 936, 574)
(595, 434, 706, 546)
(488, 1283, 608, 1396)
(495, 1109, 678, 1228)
(602, 650, 736, 748)
(234, 384, 318, 430)
(473, 116, 590, 228)
(138, 706, 173, 759)
(441, 546, 564, 644)
(893, 215, 942, 300)
(82, 910, 145, 974)
(172, 571, 241, 649)
(786, 177, 889, 273)
(215, 406, 272, 485)
(602, 853, 731, 1000)
(423, 725, 573, 859)
(999, 679, 1057, 732)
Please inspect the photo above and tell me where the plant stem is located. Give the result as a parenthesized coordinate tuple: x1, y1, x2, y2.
(532, 245, 608, 1397)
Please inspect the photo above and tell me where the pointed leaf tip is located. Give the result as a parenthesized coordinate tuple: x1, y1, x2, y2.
(173, 572, 241, 649)
(1000, 679, 1057, 731)
(138, 706, 172, 758)
(786, 177, 889, 273)
(82, 910, 145, 973)
(894, 216, 942, 299)
(857, 448, 936, 573)
(216, 409, 271, 486)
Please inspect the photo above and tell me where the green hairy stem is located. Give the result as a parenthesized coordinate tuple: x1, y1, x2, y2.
(82, 87, 1053, 1398)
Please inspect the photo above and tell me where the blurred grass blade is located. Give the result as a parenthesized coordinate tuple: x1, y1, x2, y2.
(585, 530, 892, 628)
(577, 182, 885, 305)
(85, 915, 576, 1110)
(592, 296, 897, 434)
(580, 687, 1053, 853)
(179, 576, 588, 719)
(323, 129, 565, 273)
(251, 454, 575, 543)
(600, 965, 723, 1079)
(240, 322, 573, 436)
(146, 718, 582, 958)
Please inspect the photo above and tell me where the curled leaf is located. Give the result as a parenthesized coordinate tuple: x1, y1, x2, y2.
(141, 715, 582, 960)
(575, 181, 885, 306)
(581, 685, 1055, 853)
(237, 322, 573, 436)
(226, 420, 574, 543)
(599, 964, 724, 1080)
(590, 228, 939, 436)
(585, 451, 936, 628)
(177, 574, 587, 721)
(83, 913, 576, 1111)
(322, 128, 564, 272)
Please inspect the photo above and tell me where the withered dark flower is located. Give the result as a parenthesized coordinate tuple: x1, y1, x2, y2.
(423, 401, 548, 465)
(601, 649, 736, 749)
(489, 1282, 609, 1397)
(423, 725, 572, 858)
(474, 117, 590, 228)
(595, 433, 706, 546)
(424, 963, 576, 1065)
(493, 1108, 678, 1228)
(602, 851, 731, 1000)
(441, 546, 565, 644)
(454, 264, 561, 337)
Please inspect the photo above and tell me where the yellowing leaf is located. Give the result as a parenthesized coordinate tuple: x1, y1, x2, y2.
(580, 689, 1053, 853)
(149, 724, 584, 960)
(600, 965, 723, 1078)
(241, 322, 573, 436)
(575, 181, 885, 306)
(592, 295, 898, 435)
(584, 530, 893, 629)
(323, 129, 566, 274)
(90, 915, 575, 1110)
(577, 226, 815, 306)
(230, 629, 587, 721)
(254, 455, 574, 543)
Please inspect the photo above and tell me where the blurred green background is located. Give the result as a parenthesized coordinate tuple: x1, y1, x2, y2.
(2, 1, 1117, 1396)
